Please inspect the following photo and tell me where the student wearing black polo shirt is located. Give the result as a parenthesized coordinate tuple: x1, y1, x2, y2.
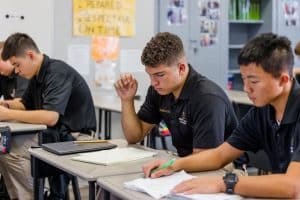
(114, 32, 238, 157)
(0, 41, 28, 100)
(143, 33, 300, 199)
(0, 33, 96, 200)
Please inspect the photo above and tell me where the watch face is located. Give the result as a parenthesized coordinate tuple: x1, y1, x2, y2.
(223, 173, 238, 194)
(225, 173, 238, 183)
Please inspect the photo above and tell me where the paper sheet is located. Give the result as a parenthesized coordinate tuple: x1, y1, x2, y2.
(124, 171, 242, 200)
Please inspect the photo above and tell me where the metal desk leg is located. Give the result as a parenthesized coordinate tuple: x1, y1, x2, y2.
(98, 109, 103, 139)
(33, 177, 44, 200)
(104, 111, 111, 139)
(89, 181, 96, 200)
(103, 189, 110, 200)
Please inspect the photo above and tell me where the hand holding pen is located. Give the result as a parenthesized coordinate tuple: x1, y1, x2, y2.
(143, 158, 176, 178)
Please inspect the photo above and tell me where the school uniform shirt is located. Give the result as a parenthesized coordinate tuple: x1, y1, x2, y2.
(0, 73, 28, 100)
(138, 65, 238, 157)
(21, 54, 96, 133)
(227, 80, 300, 173)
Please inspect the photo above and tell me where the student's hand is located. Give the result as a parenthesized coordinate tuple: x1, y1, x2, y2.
(114, 73, 138, 101)
(143, 159, 176, 178)
(171, 176, 225, 195)
(0, 100, 9, 108)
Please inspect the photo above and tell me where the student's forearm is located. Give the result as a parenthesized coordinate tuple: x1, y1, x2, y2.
(4, 109, 58, 126)
(121, 100, 144, 143)
(4, 98, 25, 110)
(174, 148, 225, 172)
(173, 143, 241, 172)
(234, 175, 300, 198)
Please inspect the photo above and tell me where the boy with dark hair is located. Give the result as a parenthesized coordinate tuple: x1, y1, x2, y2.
(0, 33, 96, 199)
(143, 33, 300, 199)
(0, 41, 28, 100)
(114, 32, 238, 157)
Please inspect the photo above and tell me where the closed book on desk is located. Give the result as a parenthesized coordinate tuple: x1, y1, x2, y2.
(72, 147, 157, 165)
(42, 141, 117, 155)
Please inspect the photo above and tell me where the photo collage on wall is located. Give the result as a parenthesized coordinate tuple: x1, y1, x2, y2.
(282, 0, 300, 27)
(166, 0, 187, 26)
(198, 0, 220, 47)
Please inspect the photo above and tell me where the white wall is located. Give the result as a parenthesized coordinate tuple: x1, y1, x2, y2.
(0, 0, 53, 56)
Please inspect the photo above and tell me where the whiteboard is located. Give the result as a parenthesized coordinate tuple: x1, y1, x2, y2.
(0, 0, 53, 56)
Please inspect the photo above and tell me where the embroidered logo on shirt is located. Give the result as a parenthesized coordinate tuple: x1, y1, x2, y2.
(178, 112, 187, 125)
(159, 108, 170, 113)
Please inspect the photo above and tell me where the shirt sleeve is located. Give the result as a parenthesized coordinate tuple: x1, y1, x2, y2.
(15, 76, 28, 98)
(292, 132, 300, 162)
(137, 86, 161, 124)
(191, 95, 227, 148)
(21, 79, 35, 110)
(42, 69, 72, 115)
(226, 107, 260, 152)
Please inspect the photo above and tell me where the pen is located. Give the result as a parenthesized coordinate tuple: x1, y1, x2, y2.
(73, 139, 108, 144)
(150, 158, 176, 175)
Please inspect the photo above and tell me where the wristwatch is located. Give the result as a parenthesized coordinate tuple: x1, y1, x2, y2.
(223, 172, 238, 194)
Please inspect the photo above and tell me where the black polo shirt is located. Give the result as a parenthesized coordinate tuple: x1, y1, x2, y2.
(138, 65, 238, 157)
(21, 55, 96, 133)
(227, 80, 300, 173)
(0, 74, 28, 100)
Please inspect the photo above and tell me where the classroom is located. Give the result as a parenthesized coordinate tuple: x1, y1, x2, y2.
(0, 0, 300, 199)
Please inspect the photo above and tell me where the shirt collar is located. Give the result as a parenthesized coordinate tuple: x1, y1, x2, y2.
(268, 79, 300, 124)
(35, 54, 49, 83)
(275, 79, 300, 124)
(178, 64, 199, 100)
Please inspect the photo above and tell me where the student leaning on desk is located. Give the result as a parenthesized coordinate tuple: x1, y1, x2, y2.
(0, 41, 28, 100)
(0, 33, 96, 200)
(143, 33, 300, 199)
(114, 32, 238, 157)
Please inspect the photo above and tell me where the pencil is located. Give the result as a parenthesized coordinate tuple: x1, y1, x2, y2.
(73, 139, 108, 144)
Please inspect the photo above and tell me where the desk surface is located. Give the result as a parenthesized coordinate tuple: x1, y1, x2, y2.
(0, 121, 47, 133)
(227, 90, 252, 105)
(93, 94, 143, 112)
(29, 139, 176, 181)
(97, 170, 227, 200)
(97, 171, 269, 200)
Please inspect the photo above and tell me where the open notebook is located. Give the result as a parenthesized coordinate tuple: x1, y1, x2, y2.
(124, 171, 243, 200)
(72, 147, 157, 165)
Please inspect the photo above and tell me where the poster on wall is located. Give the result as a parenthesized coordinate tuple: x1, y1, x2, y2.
(282, 0, 300, 26)
(91, 36, 120, 89)
(198, 0, 220, 47)
(166, 0, 187, 26)
(73, 0, 135, 36)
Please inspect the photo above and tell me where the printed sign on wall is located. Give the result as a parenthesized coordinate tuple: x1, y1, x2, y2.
(73, 0, 136, 36)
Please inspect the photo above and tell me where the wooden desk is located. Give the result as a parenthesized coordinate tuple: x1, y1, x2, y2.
(93, 94, 143, 139)
(29, 139, 176, 200)
(97, 170, 227, 200)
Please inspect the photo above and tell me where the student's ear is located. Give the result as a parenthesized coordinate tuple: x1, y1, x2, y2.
(279, 73, 290, 86)
(26, 50, 35, 60)
(178, 63, 186, 74)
